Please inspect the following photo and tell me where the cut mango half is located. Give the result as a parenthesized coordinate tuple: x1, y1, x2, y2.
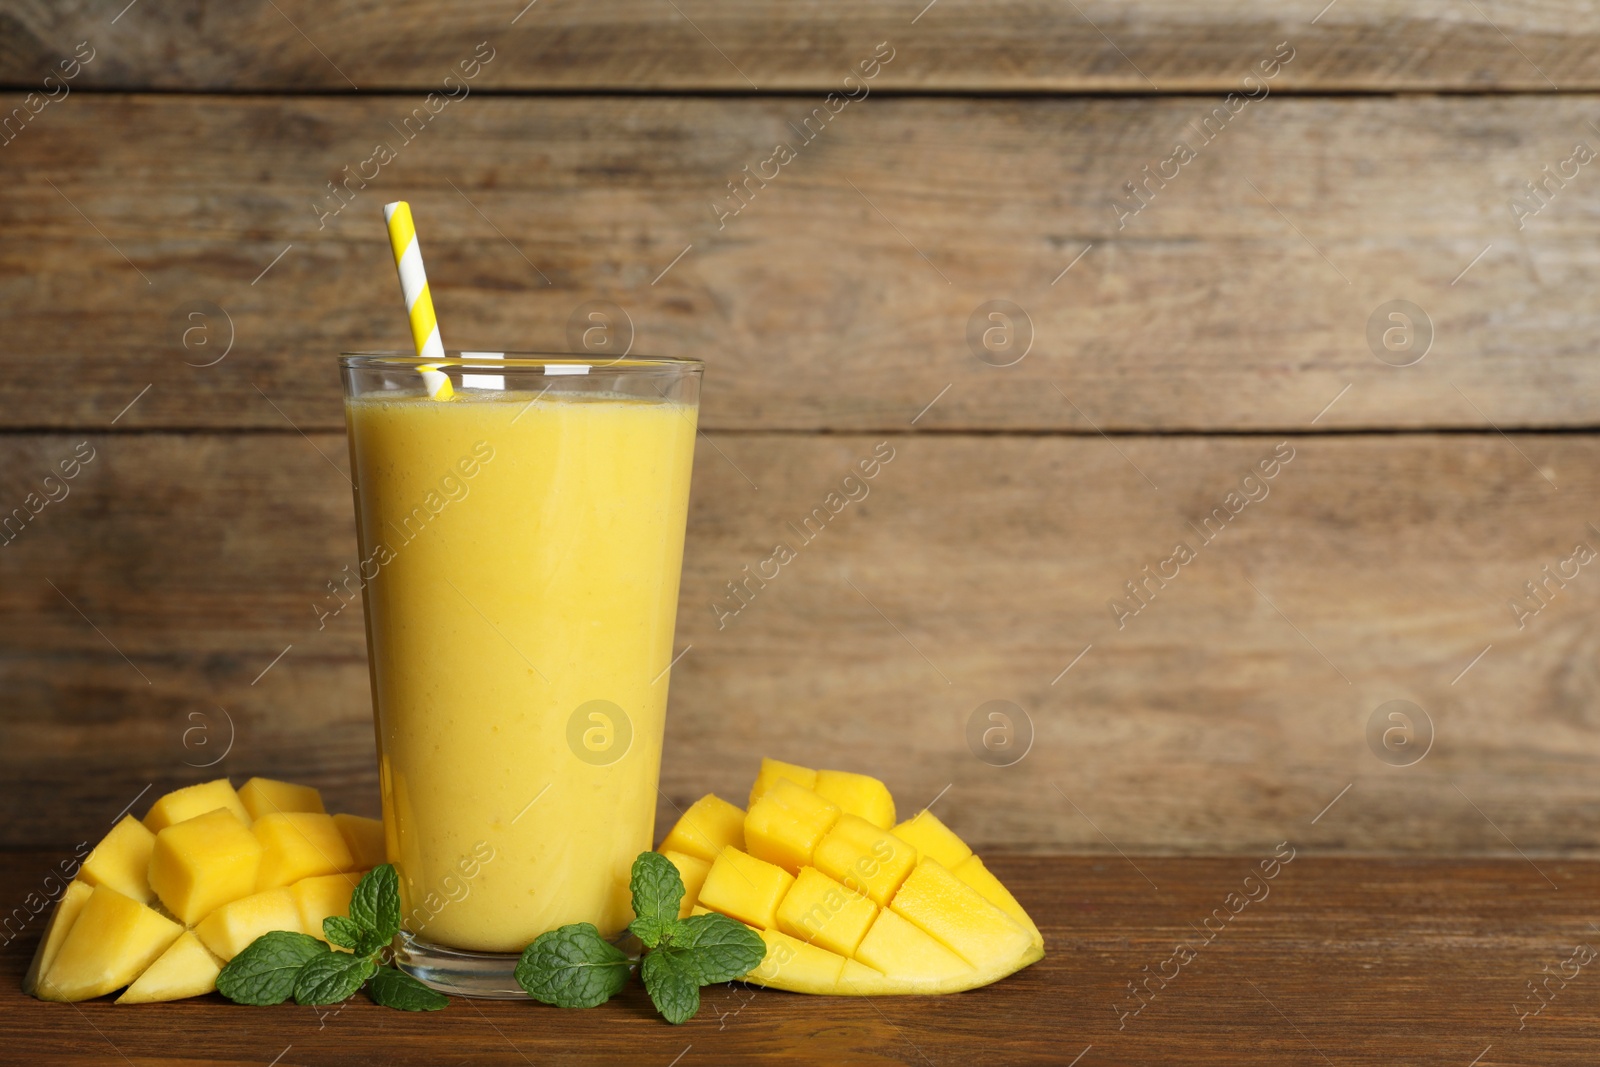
(24, 777, 380, 1003)
(659, 763, 1043, 995)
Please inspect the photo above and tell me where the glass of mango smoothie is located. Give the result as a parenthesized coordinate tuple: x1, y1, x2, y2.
(340, 353, 701, 996)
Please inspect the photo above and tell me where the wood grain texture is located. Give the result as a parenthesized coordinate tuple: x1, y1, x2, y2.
(2, 431, 1595, 854)
(2, 853, 1596, 1065)
(2, 0, 1599, 92)
(5, 94, 1600, 433)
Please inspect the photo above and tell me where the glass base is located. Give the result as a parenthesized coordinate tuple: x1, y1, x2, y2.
(394, 933, 531, 999)
(395, 930, 641, 999)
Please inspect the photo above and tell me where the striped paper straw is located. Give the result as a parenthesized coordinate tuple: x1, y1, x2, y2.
(382, 201, 452, 400)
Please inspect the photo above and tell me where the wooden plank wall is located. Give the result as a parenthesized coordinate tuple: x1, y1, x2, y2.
(2, 2, 1598, 855)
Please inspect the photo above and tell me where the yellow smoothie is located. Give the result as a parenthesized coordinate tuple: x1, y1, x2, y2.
(345, 390, 697, 952)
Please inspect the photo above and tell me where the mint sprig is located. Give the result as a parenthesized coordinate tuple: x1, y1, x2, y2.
(216, 863, 447, 1012)
(515, 851, 767, 1024)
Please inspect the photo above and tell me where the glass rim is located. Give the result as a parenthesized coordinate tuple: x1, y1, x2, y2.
(339, 352, 702, 372)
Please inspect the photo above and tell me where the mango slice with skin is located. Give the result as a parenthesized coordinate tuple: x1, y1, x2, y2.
(116, 931, 222, 1003)
(36, 886, 182, 1002)
(80, 815, 157, 904)
(22, 880, 93, 997)
(26, 777, 381, 1003)
(658, 794, 746, 863)
(239, 777, 325, 821)
(143, 779, 252, 833)
(688, 766, 1044, 996)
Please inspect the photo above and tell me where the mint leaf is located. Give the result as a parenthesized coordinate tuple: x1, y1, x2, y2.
(349, 864, 401, 945)
(671, 912, 767, 984)
(515, 923, 631, 1008)
(627, 852, 685, 948)
(368, 966, 449, 1011)
(217, 931, 330, 1006)
(293, 950, 379, 1006)
(641, 947, 701, 1025)
(323, 916, 363, 951)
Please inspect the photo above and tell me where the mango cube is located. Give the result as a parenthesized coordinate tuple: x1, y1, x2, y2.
(290, 871, 363, 940)
(116, 931, 222, 1003)
(37, 886, 182, 1002)
(239, 777, 325, 821)
(954, 854, 1042, 949)
(661, 850, 712, 919)
(332, 813, 386, 870)
(889, 858, 1033, 971)
(812, 770, 895, 830)
(813, 814, 919, 907)
(148, 808, 263, 925)
(143, 779, 251, 833)
(776, 867, 878, 957)
(744, 780, 840, 873)
(749, 927, 846, 988)
(80, 815, 156, 905)
(698, 847, 794, 929)
(658, 794, 746, 863)
(747, 757, 818, 807)
(22, 880, 93, 997)
(253, 812, 355, 890)
(854, 907, 972, 985)
(892, 810, 972, 869)
(194, 887, 305, 961)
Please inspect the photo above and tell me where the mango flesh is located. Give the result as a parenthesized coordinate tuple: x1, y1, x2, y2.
(80, 815, 157, 904)
(675, 768, 1044, 996)
(22, 880, 93, 997)
(812, 814, 918, 907)
(893, 810, 972, 869)
(657, 794, 746, 863)
(660, 850, 711, 920)
(697, 847, 794, 930)
(954, 854, 1043, 950)
(747, 758, 818, 807)
(743, 779, 841, 873)
(333, 813, 386, 870)
(239, 777, 325, 821)
(775, 867, 878, 957)
(25, 777, 379, 1002)
(194, 887, 304, 961)
(291, 871, 364, 940)
(36, 886, 182, 1002)
(116, 931, 222, 1003)
(148, 808, 263, 925)
(253, 812, 354, 890)
(143, 779, 252, 833)
(812, 770, 896, 830)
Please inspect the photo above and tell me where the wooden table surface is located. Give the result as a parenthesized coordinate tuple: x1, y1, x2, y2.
(4, 853, 1596, 1066)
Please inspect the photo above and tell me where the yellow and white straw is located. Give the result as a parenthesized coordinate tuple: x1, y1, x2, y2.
(382, 201, 452, 400)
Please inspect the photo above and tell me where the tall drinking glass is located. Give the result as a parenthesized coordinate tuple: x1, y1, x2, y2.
(340, 353, 701, 996)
